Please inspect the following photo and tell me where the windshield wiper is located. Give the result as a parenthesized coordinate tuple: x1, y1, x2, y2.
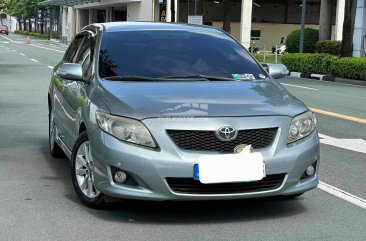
(103, 75, 163, 81)
(103, 75, 246, 82)
(161, 75, 239, 81)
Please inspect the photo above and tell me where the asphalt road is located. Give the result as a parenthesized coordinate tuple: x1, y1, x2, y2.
(0, 33, 365, 241)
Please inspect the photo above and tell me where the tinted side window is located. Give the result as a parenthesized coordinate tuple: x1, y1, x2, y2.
(75, 36, 92, 64)
(76, 35, 93, 80)
(64, 36, 85, 63)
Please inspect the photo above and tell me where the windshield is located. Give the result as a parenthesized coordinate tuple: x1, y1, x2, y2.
(99, 29, 267, 80)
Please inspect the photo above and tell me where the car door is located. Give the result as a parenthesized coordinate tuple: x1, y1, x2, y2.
(53, 34, 86, 151)
(52, 35, 85, 149)
(60, 32, 94, 150)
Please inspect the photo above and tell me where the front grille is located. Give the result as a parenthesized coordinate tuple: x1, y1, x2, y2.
(166, 174, 285, 194)
(166, 128, 277, 153)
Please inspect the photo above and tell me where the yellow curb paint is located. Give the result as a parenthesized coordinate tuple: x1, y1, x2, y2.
(310, 107, 366, 125)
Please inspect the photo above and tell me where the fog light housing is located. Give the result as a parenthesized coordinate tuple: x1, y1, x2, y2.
(306, 165, 315, 176)
(300, 162, 317, 180)
(110, 166, 138, 186)
(114, 171, 127, 184)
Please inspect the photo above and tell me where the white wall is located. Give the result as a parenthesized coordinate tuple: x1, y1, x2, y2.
(1, 15, 17, 32)
(127, 0, 154, 21)
(212, 22, 336, 49)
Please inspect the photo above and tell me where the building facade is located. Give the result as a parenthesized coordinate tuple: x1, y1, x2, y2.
(41, 0, 366, 57)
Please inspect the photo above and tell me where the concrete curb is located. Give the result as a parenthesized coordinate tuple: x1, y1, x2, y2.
(289, 72, 366, 86)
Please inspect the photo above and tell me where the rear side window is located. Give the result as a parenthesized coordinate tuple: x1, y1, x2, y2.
(99, 30, 267, 80)
(64, 35, 85, 63)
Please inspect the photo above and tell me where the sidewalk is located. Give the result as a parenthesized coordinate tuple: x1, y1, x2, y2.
(289, 72, 366, 87)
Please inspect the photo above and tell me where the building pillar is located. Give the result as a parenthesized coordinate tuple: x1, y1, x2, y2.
(69, 7, 76, 41)
(335, 0, 345, 40)
(166, 0, 172, 22)
(75, 9, 81, 33)
(352, 0, 366, 57)
(62, 7, 68, 38)
(174, 0, 178, 22)
(319, 0, 333, 41)
(240, 0, 253, 48)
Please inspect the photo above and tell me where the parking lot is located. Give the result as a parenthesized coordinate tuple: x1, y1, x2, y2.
(0, 34, 365, 241)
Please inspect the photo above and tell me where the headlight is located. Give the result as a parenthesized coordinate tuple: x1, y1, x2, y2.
(287, 110, 317, 144)
(95, 111, 157, 148)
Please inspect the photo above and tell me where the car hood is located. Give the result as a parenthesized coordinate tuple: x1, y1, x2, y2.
(97, 80, 307, 120)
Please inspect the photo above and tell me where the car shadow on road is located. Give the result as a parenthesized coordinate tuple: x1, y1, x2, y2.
(93, 197, 307, 224)
(39, 139, 307, 224)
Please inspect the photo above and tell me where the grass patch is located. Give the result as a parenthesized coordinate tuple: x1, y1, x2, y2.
(253, 54, 282, 64)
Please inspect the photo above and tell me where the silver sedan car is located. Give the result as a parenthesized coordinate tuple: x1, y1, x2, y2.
(48, 22, 319, 208)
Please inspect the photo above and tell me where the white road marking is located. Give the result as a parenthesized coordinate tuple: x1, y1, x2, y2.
(318, 181, 366, 209)
(19, 53, 25, 56)
(281, 83, 319, 91)
(47, 66, 54, 69)
(26, 43, 65, 53)
(303, 78, 366, 88)
(318, 133, 366, 154)
(12, 49, 16, 52)
(30, 59, 39, 62)
(0, 35, 64, 53)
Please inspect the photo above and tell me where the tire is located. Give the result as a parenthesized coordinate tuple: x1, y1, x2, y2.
(49, 109, 64, 158)
(71, 131, 105, 208)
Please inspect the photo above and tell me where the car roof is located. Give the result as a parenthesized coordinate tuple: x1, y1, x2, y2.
(97, 21, 222, 34)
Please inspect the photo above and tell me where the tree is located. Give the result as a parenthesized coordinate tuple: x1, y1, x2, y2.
(0, 0, 8, 25)
(6, 0, 24, 30)
(340, 0, 357, 57)
(23, 0, 40, 32)
(5, 0, 40, 31)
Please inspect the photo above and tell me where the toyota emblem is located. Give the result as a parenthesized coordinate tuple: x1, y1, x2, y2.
(216, 126, 238, 141)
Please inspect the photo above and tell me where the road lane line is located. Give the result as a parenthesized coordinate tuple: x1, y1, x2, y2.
(310, 107, 366, 125)
(302, 78, 366, 88)
(19, 53, 25, 56)
(0, 35, 65, 53)
(47, 66, 54, 69)
(12, 49, 16, 52)
(318, 133, 366, 154)
(318, 181, 366, 209)
(30, 59, 39, 62)
(281, 83, 319, 91)
(25, 43, 65, 53)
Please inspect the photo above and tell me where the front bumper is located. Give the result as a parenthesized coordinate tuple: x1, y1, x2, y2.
(89, 116, 320, 201)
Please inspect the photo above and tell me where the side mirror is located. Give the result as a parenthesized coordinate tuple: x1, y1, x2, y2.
(56, 63, 83, 81)
(267, 64, 289, 79)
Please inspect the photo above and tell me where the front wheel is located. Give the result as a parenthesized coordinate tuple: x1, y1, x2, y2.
(71, 131, 105, 208)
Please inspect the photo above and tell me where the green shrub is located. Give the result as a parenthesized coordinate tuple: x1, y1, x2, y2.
(315, 40, 341, 55)
(282, 53, 333, 74)
(332, 58, 366, 80)
(282, 53, 366, 80)
(14, 30, 49, 39)
(286, 28, 319, 53)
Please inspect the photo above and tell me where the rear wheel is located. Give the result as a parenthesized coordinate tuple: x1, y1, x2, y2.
(71, 131, 105, 208)
(49, 109, 64, 157)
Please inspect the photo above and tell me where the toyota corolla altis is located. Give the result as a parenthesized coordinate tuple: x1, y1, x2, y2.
(48, 22, 319, 208)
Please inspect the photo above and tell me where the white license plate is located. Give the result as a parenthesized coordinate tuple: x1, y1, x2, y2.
(195, 152, 265, 184)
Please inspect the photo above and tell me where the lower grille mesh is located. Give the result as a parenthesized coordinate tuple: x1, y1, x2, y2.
(166, 174, 286, 194)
